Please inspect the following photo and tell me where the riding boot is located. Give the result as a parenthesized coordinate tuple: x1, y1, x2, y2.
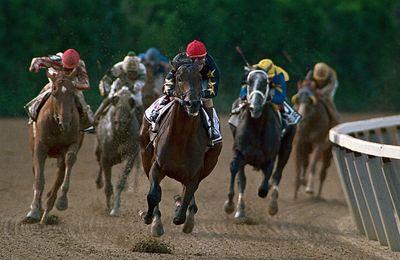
(204, 106, 220, 145)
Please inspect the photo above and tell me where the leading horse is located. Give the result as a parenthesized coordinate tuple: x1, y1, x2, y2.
(26, 69, 84, 224)
(140, 62, 222, 236)
(224, 70, 296, 219)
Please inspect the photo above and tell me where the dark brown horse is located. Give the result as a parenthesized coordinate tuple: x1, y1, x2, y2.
(292, 79, 336, 199)
(224, 70, 296, 219)
(26, 69, 84, 224)
(140, 62, 222, 236)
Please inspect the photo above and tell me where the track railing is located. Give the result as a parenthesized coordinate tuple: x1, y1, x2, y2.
(329, 115, 400, 251)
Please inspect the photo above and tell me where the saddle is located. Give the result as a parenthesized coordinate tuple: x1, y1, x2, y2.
(145, 96, 222, 146)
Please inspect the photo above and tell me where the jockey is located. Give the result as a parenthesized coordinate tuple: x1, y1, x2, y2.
(305, 62, 339, 123)
(25, 49, 94, 130)
(138, 48, 170, 95)
(95, 52, 146, 123)
(238, 59, 300, 127)
(163, 40, 221, 143)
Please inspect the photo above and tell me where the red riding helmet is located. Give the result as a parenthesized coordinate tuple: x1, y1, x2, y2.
(62, 49, 80, 69)
(186, 40, 207, 58)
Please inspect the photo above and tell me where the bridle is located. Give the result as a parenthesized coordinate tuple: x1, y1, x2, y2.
(246, 70, 269, 106)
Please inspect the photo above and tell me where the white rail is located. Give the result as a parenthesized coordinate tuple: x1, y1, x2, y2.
(329, 115, 400, 251)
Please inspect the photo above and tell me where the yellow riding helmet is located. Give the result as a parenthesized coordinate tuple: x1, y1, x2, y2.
(123, 56, 139, 72)
(313, 62, 330, 81)
(253, 59, 274, 72)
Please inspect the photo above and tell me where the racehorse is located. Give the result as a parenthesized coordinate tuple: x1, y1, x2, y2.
(140, 62, 222, 236)
(292, 79, 335, 199)
(26, 69, 84, 224)
(224, 70, 296, 219)
(94, 87, 140, 216)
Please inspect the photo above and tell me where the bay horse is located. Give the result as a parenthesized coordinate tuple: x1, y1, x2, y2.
(94, 87, 140, 216)
(140, 62, 222, 237)
(292, 79, 336, 199)
(224, 70, 296, 219)
(26, 69, 83, 224)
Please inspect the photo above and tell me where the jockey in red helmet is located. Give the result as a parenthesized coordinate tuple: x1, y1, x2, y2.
(149, 40, 221, 145)
(26, 49, 94, 131)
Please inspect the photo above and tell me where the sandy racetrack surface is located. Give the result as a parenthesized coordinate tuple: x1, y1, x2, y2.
(1, 115, 399, 259)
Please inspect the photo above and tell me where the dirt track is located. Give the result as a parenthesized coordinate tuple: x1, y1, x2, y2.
(1, 115, 399, 259)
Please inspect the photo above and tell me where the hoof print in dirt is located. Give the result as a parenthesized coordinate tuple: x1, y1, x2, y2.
(131, 238, 173, 254)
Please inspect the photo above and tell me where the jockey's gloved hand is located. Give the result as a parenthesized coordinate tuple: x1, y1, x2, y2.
(202, 89, 211, 98)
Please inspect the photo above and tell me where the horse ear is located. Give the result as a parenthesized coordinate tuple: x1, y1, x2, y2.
(297, 80, 302, 89)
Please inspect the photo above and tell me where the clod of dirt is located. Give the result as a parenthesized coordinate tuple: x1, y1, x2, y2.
(131, 238, 173, 254)
(20, 215, 60, 225)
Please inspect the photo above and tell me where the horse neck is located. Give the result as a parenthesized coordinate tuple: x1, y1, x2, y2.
(166, 102, 201, 142)
(298, 102, 325, 133)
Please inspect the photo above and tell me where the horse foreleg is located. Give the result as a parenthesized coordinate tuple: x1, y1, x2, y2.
(56, 144, 79, 211)
(151, 205, 164, 237)
(259, 160, 275, 198)
(306, 144, 324, 195)
(224, 152, 243, 214)
(273, 125, 296, 186)
(173, 180, 199, 225)
(183, 196, 198, 234)
(234, 167, 246, 219)
(102, 164, 113, 210)
(27, 144, 47, 222)
(95, 145, 103, 189)
(41, 156, 65, 224)
(318, 145, 333, 197)
(142, 162, 164, 225)
(111, 154, 136, 216)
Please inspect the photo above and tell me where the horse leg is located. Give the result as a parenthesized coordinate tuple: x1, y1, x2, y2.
(150, 205, 164, 237)
(110, 154, 136, 216)
(305, 145, 322, 195)
(258, 160, 275, 198)
(173, 180, 199, 225)
(234, 167, 246, 219)
(95, 145, 103, 189)
(273, 125, 296, 186)
(102, 164, 113, 210)
(318, 145, 332, 197)
(129, 153, 141, 192)
(142, 162, 164, 225)
(41, 156, 65, 224)
(27, 144, 47, 221)
(56, 144, 79, 211)
(224, 151, 244, 214)
(183, 196, 198, 233)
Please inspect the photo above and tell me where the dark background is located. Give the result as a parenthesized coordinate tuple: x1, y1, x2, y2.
(1, 0, 399, 116)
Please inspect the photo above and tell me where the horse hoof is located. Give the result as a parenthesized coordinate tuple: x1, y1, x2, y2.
(258, 187, 269, 198)
(234, 210, 246, 219)
(305, 188, 314, 195)
(151, 218, 164, 237)
(55, 196, 68, 211)
(223, 200, 235, 214)
(96, 179, 103, 189)
(173, 215, 186, 225)
(182, 213, 195, 234)
(110, 208, 120, 217)
(26, 209, 41, 221)
(139, 211, 153, 225)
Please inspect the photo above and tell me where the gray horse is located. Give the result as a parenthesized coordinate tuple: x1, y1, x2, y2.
(225, 70, 296, 219)
(95, 87, 140, 216)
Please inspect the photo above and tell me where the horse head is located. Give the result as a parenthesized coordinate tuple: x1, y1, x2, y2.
(110, 87, 136, 132)
(246, 70, 269, 118)
(48, 68, 78, 132)
(174, 63, 202, 117)
(293, 79, 318, 121)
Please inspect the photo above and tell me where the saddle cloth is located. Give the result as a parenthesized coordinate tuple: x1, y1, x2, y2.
(145, 96, 222, 145)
